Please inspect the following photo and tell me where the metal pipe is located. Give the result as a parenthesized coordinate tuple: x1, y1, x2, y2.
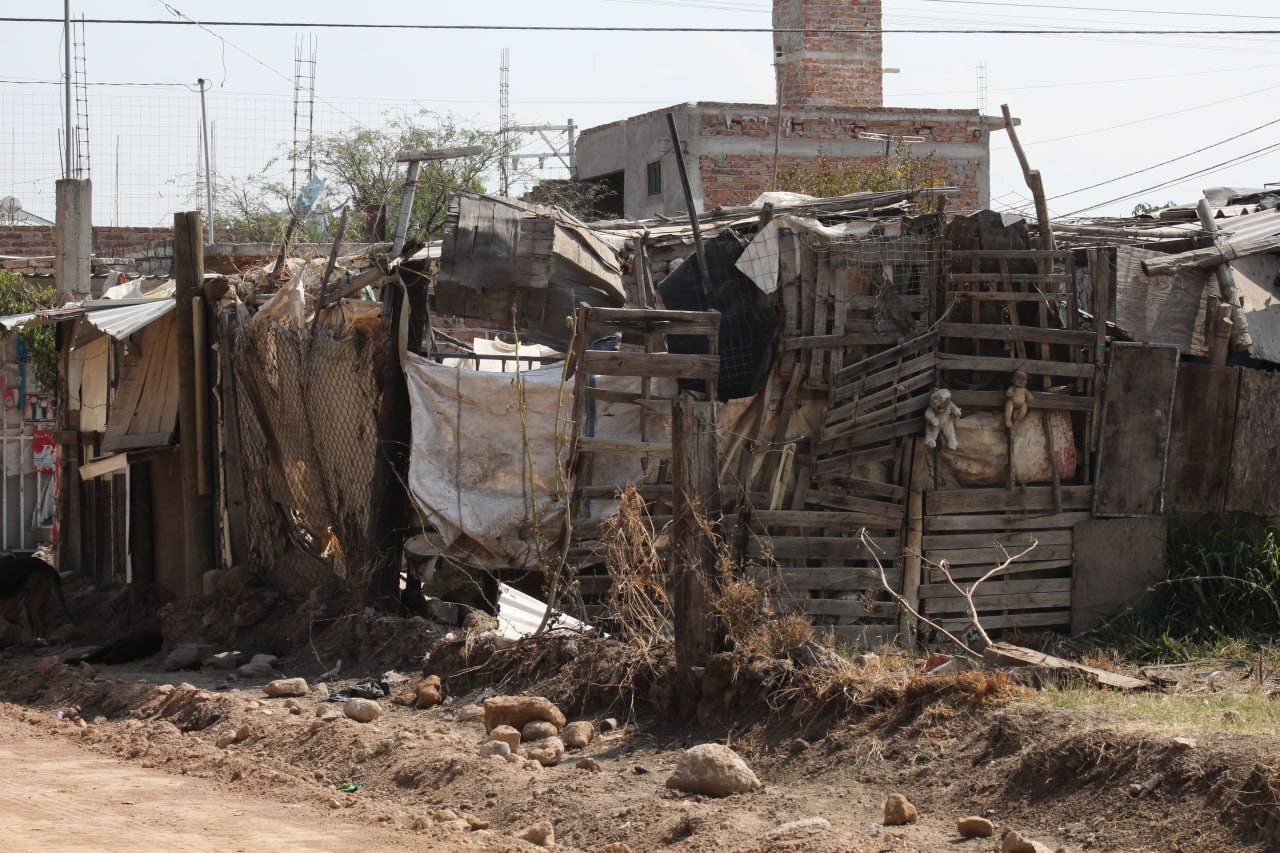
(198, 79, 215, 243)
(64, 0, 72, 178)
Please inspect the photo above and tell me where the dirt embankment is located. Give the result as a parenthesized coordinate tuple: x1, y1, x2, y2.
(1, 629, 1279, 853)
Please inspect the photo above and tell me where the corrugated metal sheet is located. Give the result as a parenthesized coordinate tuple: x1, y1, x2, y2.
(0, 312, 37, 331)
(83, 298, 175, 340)
(494, 582, 592, 639)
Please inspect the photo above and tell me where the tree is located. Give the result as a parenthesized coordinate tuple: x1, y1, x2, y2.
(1132, 200, 1180, 217)
(777, 139, 949, 210)
(0, 271, 57, 390)
(301, 111, 504, 243)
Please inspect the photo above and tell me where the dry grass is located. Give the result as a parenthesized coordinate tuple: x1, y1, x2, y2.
(599, 485, 672, 648)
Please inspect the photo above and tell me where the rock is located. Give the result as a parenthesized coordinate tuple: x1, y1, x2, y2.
(523, 759, 544, 772)
(203, 651, 243, 670)
(45, 624, 80, 644)
(483, 695, 565, 733)
(201, 569, 226, 596)
(505, 752, 524, 765)
(465, 814, 490, 830)
(479, 740, 512, 760)
(601, 717, 619, 732)
(79, 662, 96, 679)
(516, 821, 555, 847)
(343, 698, 381, 723)
(525, 735, 565, 767)
(433, 808, 459, 822)
(236, 660, 274, 679)
(455, 704, 485, 723)
(597, 845, 633, 853)
(328, 798, 342, 810)
(521, 720, 558, 742)
(883, 794, 918, 826)
(575, 757, 602, 772)
(790, 641, 848, 670)
(415, 675, 443, 709)
(788, 738, 811, 754)
(249, 653, 278, 666)
(263, 677, 309, 698)
(1002, 830, 1056, 853)
(666, 743, 762, 797)
(36, 656, 62, 678)
(487, 725, 521, 753)
(163, 643, 214, 671)
(561, 720, 595, 749)
(764, 818, 831, 841)
(958, 816, 995, 838)
(283, 698, 302, 710)
(1172, 736, 1197, 749)
(217, 564, 255, 596)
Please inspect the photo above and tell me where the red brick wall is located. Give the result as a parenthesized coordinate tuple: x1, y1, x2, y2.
(774, 0, 883, 108)
(697, 107, 986, 211)
(0, 225, 171, 258)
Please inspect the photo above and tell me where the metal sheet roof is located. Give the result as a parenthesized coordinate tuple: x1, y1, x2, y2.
(83, 298, 175, 340)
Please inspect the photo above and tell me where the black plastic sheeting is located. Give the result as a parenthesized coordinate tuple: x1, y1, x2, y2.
(658, 232, 779, 402)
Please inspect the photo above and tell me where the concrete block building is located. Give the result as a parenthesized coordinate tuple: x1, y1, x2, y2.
(576, 0, 1004, 219)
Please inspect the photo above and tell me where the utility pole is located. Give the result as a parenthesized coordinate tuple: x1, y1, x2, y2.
(63, 0, 71, 178)
(198, 79, 214, 243)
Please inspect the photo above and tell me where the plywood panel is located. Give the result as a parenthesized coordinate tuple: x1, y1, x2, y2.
(1071, 517, 1166, 635)
(1094, 343, 1179, 516)
(1226, 369, 1280, 517)
(1113, 245, 1216, 357)
(1165, 363, 1239, 516)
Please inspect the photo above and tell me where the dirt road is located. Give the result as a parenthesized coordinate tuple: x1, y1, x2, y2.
(0, 714, 478, 853)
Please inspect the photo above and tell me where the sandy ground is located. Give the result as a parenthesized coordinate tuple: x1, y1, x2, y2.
(0, 713, 497, 853)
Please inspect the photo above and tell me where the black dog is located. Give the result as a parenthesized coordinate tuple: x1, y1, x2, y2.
(0, 556, 73, 642)
(64, 629, 163, 666)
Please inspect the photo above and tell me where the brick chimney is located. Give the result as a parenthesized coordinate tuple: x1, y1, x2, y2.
(773, 0, 883, 109)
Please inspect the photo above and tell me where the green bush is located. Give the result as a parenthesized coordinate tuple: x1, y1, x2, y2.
(0, 270, 57, 391)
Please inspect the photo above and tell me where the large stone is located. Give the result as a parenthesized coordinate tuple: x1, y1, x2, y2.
(263, 677, 309, 698)
(959, 816, 995, 838)
(561, 720, 595, 749)
(343, 698, 381, 723)
(883, 794, 919, 826)
(665, 743, 761, 797)
(479, 740, 512, 760)
(525, 736, 565, 767)
(415, 675, 443, 709)
(163, 643, 214, 671)
(516, 821, 555, 847)
(1002, 830, 1056, 853)
(597, 845, 633, 853)
(455, 704, 485, 723)
(522, 720, 558, 742)
(487, 725, 521, 753)
(483, 695, 565, 733)
(203, 651, 243, 670)
(764, 818, 831, 841)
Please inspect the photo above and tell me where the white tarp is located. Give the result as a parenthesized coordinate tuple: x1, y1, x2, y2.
(405, 356, 570, 571)
(404, 355, 669, 571)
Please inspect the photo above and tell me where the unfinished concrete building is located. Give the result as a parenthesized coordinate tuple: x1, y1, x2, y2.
(576, 0, 1005, 219)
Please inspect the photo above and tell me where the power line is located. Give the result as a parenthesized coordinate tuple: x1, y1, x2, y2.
(1060, 141, 1280, 218)
(4, 17, 1280, 34)
(914, 0, 1280, 21)
(1049, 116, 1280, 202)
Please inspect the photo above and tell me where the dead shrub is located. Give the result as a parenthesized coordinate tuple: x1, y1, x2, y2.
(599, 485, 672, 646)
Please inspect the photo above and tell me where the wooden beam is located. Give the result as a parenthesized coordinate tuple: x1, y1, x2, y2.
(1196, 198, 1254, 352)
(670, 395, 723, 717)
(1001, 104, 1055, 253)
(983, 641, 1150, 690)
(173, 210, 215, 597)
(665, 112, 712, 303)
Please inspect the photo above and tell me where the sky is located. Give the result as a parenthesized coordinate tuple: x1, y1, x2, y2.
(1, 0, 1279, 226)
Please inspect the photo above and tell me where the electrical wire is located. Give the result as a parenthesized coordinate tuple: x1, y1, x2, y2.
(913, 0, 1280, 21)
(4, 17, 1280, 34)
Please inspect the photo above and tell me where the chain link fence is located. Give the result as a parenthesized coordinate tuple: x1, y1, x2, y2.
(233, 315, 386, 595)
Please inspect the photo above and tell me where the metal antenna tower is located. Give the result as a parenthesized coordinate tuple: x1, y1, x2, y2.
(976, 62, 988, 114)
(499, 48, 511, 197)
(72, 14, 90, 177)
(291, 35, 318, 198)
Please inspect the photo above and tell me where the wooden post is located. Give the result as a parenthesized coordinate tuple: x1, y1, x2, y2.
(1000, 105, 1054, 253)
(1207, 302, 1234, 367)
(218, 310, 250, 566)
(898, 439, 925, 646)
(1196, 198, 1254, 353)
(390, 145, 485, 257)
(670, 394, 723, 716)
(665, 112, 713, 303)
(54, 321, 82, 576)
(367, 276, 429, 609)
(1088, 248, 1110, 468)
(173, 211, 215, 597)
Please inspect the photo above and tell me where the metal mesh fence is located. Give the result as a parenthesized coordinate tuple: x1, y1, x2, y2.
(233, 316, 385, 593)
